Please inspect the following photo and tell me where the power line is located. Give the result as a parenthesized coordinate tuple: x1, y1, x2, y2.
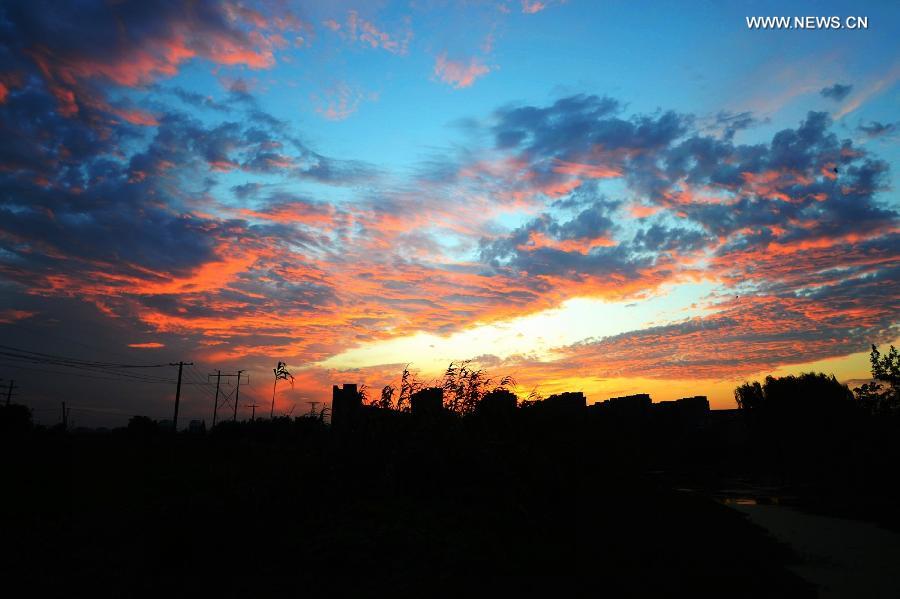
(0, 361, 177, 384)
(0, 344, 169, 368)
(0, 346, 176, 383)
(0, 321, 151, 364)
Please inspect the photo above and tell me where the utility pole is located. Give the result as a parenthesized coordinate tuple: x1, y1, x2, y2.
(170, 361, 193, 432)
(247, 403, 259, 421)
(233, 370, 247, 422)
(61, 401, 68, 430)
(209, 370, 222, 427)
(5, 379, 16, 406)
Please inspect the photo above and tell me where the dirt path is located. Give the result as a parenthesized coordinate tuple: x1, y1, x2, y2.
(732, 504, 900, 598)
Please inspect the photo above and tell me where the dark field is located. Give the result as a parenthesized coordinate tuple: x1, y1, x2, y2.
(2, 415, 821, 597)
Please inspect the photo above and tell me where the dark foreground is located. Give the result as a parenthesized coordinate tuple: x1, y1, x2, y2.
(2, 416, 820, 597)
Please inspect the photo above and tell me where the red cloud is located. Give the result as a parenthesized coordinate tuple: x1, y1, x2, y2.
(19, 3, 293, 120)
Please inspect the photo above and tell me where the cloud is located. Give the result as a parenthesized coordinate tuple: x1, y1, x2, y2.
(434, 53, 491, 89)
(833, 65, 900, 119)
(1, 63, 896, 411)
(0, 0, 305, 124)
(820, 83, 853, 102)
(312, 82, 374, 121)
(325, 10, 412, 55)
(857, 121, 897, 139)
(169, 86, 231, 112)
(521, 1, 547, 14)
(551, 273, 898, 380)
(711, 111, 759, 140)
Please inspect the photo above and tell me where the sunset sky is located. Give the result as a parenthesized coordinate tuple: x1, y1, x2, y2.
(0, 1, 898, 425)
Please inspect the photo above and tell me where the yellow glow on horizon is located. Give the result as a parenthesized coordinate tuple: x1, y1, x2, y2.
(319, 280, 891, 411)
(320, 282, 715, 372)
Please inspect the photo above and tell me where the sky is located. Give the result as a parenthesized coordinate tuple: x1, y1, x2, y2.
(0, 0, 898, 426)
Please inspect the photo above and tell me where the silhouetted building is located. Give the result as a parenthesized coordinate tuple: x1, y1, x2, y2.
(188, 419, 206, 433)
(592, 393, 652, 416)
(411, 387, 443, 419)
(677, 395, 709, 412)
(543, 391, 587, 416)
(332, 383, 361, 428)
(655, 396, 710, 430)
(478, 388, 517, 418)
(609, 393, 652, 406)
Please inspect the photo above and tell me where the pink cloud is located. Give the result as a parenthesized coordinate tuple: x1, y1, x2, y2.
(313, 82, 370, 121)
(521, 1, 546, 14)
(327, 11, 412, 55)
(434, 53, 491, 89)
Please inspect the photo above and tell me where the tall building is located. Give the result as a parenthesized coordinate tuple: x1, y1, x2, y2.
(543, 391, 587, 415)
(478, 388, 517, 417)
(655, 396, 710, 430)
(332, 383, 360, 428)
(593, 393, 652, 416)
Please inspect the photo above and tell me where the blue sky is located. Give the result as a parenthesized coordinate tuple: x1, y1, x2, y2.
(0, 0, 897, 424)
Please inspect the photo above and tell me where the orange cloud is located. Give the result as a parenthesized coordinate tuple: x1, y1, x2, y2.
(552, 159, 622, 180)
(518, 231, 616, 253)
(236, 201, 336, 226)
(629, 203, 661, 218)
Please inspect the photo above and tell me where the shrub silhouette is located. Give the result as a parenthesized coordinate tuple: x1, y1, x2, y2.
(0, 404, 32, 434)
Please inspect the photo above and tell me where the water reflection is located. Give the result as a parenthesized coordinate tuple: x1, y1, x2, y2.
(674, 486, 787, 506)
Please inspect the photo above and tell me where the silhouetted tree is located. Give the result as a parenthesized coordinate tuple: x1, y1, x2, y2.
(358, 384, 370, 404)
(870, 344, 900, 389)
(855, 345, 900, 415)
(735, 373, 852, 416)
(377, 385, 396, 410)
(272, 361, 294, 417)
(734, 381, 764, 412)
(519, 386, 544, 409)
(0, 403, 32, 434)
(371, 362, 516, 415)
(395, 364, 422, 412)
(126, 415, 159, 436)
(853, 381, 892, 415)
(439, 360, 515, 415)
